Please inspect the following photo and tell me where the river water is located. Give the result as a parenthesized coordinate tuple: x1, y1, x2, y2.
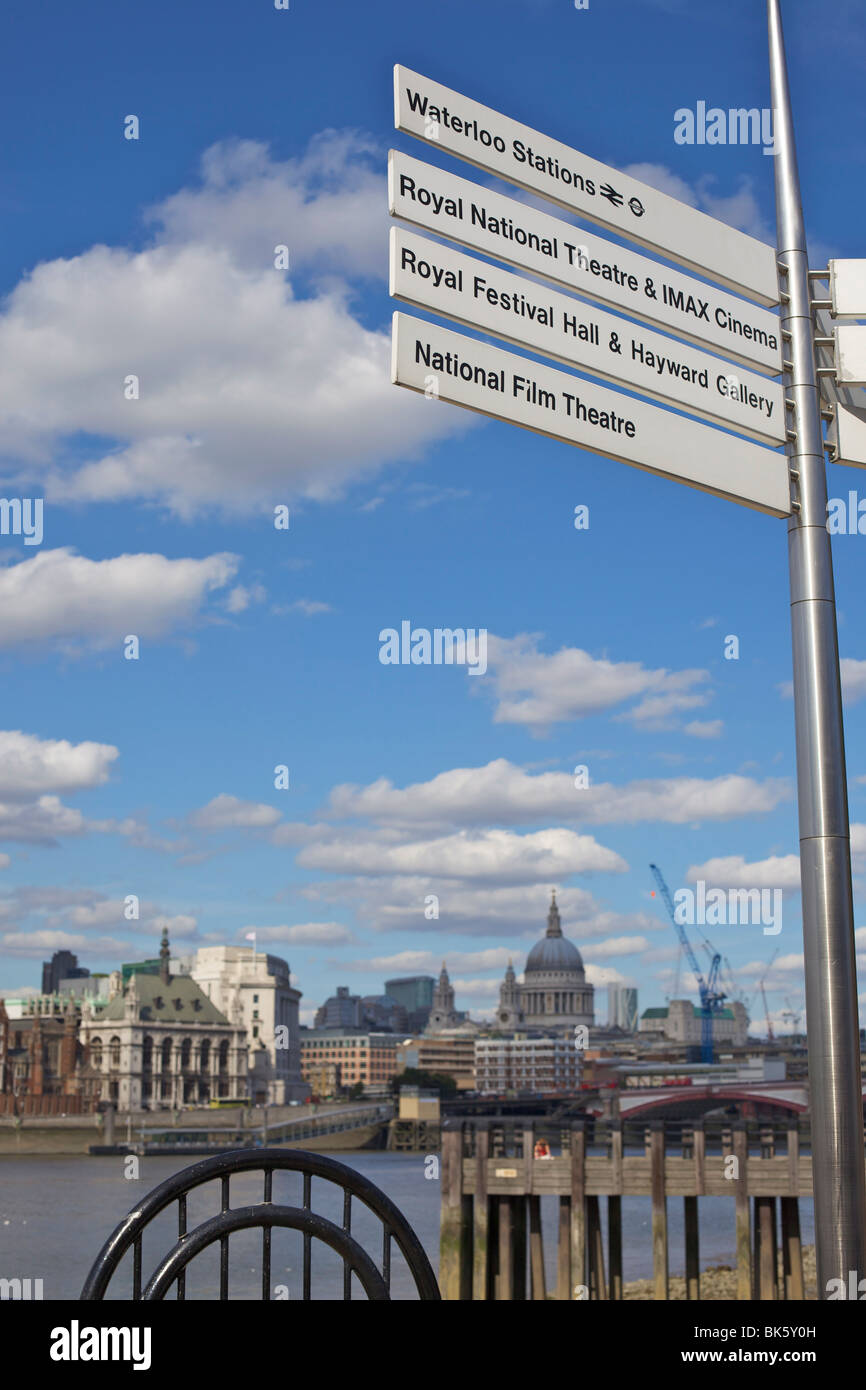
(0, 1152, 814, 1300)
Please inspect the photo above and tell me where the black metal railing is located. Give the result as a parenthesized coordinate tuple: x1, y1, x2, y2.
(80, 1147, 440, 1301)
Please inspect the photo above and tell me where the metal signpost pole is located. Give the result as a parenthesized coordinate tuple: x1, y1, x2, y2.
(768, 0, 866, 1293)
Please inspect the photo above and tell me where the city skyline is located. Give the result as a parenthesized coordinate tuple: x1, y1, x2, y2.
(2, 0, 865, 1036)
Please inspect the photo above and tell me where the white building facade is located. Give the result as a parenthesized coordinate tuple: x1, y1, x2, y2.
(474, 1034, 583, 1095)
(80, 945, 248, 1110)
(188, 945, 308, 1105)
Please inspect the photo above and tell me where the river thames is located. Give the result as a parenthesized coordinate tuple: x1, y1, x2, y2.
(1, 1151, 815, 1299)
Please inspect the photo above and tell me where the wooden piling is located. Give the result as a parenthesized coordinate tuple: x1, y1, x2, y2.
(650, 1120, 668, 1300)
(587, 1195, 607, 1299)
(528, 1196, 546, 1300)
(498, 1197, 514, 1301)
(609, 1121, 623, 1300)
(513, 1194, 527, 1300)
(684, 1197, 700, 1300)
(557, 1195, 572, 1300)
(571, 1121, 586, 1297)
(755, 1197, 777, 1300)
(781, 1197, 804, 1300)
(733, 1121, 751, 1301)
(439, 1121, 470, 1300)
(473, 1123, 490, 1301)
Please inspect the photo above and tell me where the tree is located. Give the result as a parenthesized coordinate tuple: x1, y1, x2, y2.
(392, 1067, 458, 1096)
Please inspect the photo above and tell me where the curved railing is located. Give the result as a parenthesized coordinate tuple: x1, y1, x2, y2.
(80, 1147, 440, 1301)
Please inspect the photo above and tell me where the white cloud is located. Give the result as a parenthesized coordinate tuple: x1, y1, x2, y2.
(151, 133, 385, 279)
(284, 599, 333, 617)
(0, 135, 468, 517)
(242, 922, 354, 945)
(685, 854, 802, 890)
(0, 549, 239, 650)
(0, 930, 132, 958)
(327, 758, 790, 828)
(684, 719, 724, 740)
(841, 659, 866, 704)
(581, 935, 651, 959)
(189, 794, 282, 831)
(476, 633, 710, 731)
(295, 825, 627, 883)
(0, 730, 118, 799)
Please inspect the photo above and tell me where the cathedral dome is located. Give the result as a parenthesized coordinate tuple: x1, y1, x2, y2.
(524, 892, 584, 974)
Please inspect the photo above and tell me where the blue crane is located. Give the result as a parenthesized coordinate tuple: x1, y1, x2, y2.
(649, 863, 727, 1064)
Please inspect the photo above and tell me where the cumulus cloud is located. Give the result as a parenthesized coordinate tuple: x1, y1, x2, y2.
(189, 794, 282, 831)
(0, 134, 469, 517)
(241, 922, 354, 945)
(327, 758, 790, 829)
(841, 659, 866, 704)
(294, 825, 627, 883)
(300, 876, 656, 940)
(0, 549, 239, 650)
(0, 930, 132, 958)
(685, 854, 802, 890)
(0, 730, 118, 799)
(475, 633, 710, 732)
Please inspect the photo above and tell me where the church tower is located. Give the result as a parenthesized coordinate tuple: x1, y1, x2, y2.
(426, 962, 459, 1033)
(497, 959, 524, 1028)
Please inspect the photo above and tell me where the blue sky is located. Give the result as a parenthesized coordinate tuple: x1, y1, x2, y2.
(0, 0, 864, 1033)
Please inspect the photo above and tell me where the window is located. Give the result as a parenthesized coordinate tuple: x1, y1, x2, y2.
(109, 1036, 121, 1069)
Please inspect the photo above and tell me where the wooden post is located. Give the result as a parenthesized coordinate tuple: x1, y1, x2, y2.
(693, 1118, 706, 1196)
(439, 1121, 470, 1300)
(473, 1123, 490, 1301)
(781, 1197, 804, 1300)
(512, 1194, 527, 1301)
(498, 1197, 514, 1301)
(684, 1197, 700, 1300)
(733, 1121, 751, 1300)
(488, 1195, 500, 1301)
(609, 1119, 623, 1301)
(528, 1196, 546, 1301)
(586, 1196, 607, 1299)
(557, 1194, 572, 1300)
(650, 1120, 668, 1300)
(571, 1121, 586, 1298)
(756, 1197, 776, 1300)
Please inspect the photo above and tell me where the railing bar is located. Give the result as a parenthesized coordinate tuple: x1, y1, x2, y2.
(264, 1168, 272, 1203)
(383, 1227, 391, 1291)
(220, 1234, 229, 1300)
(343, 1190, 352, 1300)
(303, 1229, 311, 1300)
(303, 1172, 311, 1210)
(176, 1195, 187, 1302)
(262, 1227, 271, 1301)
(132, 1234, 142, 1300)
(221, 1174, 230, 1213)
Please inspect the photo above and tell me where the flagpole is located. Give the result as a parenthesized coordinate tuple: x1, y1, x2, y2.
(768, 0, 866, 1294)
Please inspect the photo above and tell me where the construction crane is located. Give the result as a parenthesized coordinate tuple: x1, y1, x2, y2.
(650, 864, 726, 1063)
(755, 949, 779, 1043)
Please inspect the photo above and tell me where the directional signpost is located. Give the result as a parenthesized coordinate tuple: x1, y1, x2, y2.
(394, 64, 780, 305)
(388, 0, 866, 1297)
(389, 151, 783, 373)
(391, 227, 786, 445)
(834, 325, 866, 387)
(392, 312, 790, 514)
